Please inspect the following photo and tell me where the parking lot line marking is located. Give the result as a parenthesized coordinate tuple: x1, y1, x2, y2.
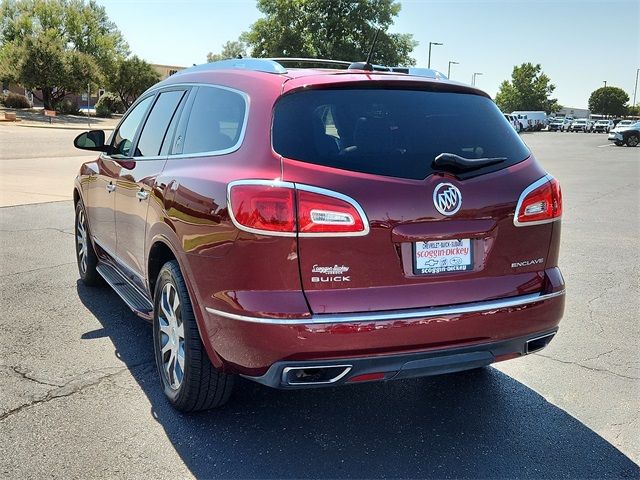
(597, 144, 615, 148)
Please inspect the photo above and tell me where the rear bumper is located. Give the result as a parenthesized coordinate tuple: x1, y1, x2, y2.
(203, 285, 565, 377)
(245, 329, 558, 389)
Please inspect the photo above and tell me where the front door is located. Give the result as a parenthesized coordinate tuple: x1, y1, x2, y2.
(114, 89, 188, 282)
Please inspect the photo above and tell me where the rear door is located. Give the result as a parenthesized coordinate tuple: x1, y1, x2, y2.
(274, 87, 554, 314)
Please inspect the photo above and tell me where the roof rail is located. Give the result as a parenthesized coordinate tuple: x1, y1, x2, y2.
(268, 58, 352, 69)
(175, 58, 287, 75)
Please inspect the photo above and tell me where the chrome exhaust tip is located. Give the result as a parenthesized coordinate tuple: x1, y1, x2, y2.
(282, 365, 352, 385)
(525, 333, 555, 354)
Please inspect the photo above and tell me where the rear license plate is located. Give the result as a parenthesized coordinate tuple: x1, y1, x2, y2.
(413, 239, 473, 275)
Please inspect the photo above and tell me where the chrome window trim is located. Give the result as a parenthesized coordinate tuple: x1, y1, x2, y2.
(226, 179, 371, 238)
(164, 83, 250, 159)
(513, 174, 562, 227)
(205, 290, 565, 325)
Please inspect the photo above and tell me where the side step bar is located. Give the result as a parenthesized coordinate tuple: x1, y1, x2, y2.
(96, 263, 153, 319)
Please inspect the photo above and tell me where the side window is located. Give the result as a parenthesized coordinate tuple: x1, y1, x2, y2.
(111, 96, 153, 157)
(136, 90, 186, 157)
(181, 87, 246, 155)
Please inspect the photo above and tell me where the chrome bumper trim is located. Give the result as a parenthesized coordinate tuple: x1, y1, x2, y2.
(205, 290, 565, 325)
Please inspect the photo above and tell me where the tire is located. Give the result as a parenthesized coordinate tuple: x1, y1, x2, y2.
(75, 199, 101, 286)
(625, 134, 639, 147)
(153, 260, 234, 411)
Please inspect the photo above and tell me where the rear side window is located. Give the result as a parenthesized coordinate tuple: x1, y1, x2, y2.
(273, 89, 530, 180)
(136, 90, 186, 157)
(181, 86, 247, 155)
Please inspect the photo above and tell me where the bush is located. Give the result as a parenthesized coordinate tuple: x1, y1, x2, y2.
(3, 92, 31, 109)
(56, 99, 80, 115)
(95, 92, 124, 117)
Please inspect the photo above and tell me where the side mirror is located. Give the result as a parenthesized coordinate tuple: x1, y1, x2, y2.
(73, 130, 112, 154)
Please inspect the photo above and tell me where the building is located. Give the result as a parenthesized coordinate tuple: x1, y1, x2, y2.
(556, 107, 591, 119)
(151, 64, 186, 80)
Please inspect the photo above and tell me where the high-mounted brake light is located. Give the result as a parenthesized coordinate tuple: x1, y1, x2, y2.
(228, 181, 369, 237)
(514, 176, 562, 226)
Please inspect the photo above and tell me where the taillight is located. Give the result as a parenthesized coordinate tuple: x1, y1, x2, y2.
(228, 181, 369, 236)
(228, 183, 296, 235)
(514, 176, 562, 226)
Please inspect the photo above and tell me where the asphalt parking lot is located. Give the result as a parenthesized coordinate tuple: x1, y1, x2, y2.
(0, 127, 638, 478)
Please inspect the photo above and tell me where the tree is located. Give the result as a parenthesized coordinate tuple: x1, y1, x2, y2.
(108, 56, 160, 108)
(0, 0, 128, 109)
(207, 40, 247, 62)
(628, 105, 640, 117)
(588, 87, 629, 117)
(495, 63, 560, 113)
(241, 0, 417, 66)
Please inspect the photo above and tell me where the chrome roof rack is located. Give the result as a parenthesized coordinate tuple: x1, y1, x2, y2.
(175, 58, 288, 75)
(268, 58, 352, 69)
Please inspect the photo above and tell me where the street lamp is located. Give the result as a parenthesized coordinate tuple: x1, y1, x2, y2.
(428, 42, 443, 69)
(633, 68, 639, 106)
(603, 80, 607, 88)
(472, 72, 483, 86)
(447, 61, 459, 79)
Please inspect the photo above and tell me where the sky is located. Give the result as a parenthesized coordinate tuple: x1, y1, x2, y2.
(96, 0, 640, 109)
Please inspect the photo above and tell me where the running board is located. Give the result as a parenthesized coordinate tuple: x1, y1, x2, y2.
(96, 263, 153, 319)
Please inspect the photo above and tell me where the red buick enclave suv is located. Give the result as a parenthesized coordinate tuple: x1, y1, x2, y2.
(73, 58, 565, 411)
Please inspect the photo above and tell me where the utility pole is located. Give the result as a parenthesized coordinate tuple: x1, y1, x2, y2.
(472, 72, 483, 86)
(428, 42, 443, 69)
(447, 61, 459, 79)
(87, 82, 91, 128)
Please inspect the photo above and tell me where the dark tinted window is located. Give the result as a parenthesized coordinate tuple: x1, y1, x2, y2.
(111, 96, 153, 157)
(273, 89, 530, 180)
(136, 90, 185, 157)
(182, 86, 246, 155)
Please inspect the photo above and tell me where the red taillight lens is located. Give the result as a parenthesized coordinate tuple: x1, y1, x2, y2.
(515, 177, 562, 226)
(297, 189, 365, 234)
(228, 182, 368, 236)
(229, 184, 295, 233)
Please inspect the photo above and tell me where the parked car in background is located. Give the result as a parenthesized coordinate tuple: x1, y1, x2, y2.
(614, 119, 635, 129)
(593, 120, 614, 133)
(504, 114, 521, 132)
(568, 118, 591, 132)
(512, 111, 547, 131)
(608, 120, 640, 146)
(71, 58, 565, 411)
(548, 118, 571, 132)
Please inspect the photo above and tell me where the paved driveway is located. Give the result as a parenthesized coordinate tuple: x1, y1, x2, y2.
(0, 131, 638, 478)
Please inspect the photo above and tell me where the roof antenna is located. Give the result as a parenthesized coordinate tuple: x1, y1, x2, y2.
(363, 29, 381, 71)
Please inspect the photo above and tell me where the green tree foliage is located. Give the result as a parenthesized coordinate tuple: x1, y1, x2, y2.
(107, 55, 160, 108)
(241, 0, 417, 66)
(628, 105, 640, 117)
(495, 63, 560, 113)
(0, 0, 127, 109)
(207, 40, 247, 62)
(588, 87, 629, 117)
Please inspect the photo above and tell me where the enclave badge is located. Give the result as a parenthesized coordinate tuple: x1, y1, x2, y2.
(433, 183, 462, 216)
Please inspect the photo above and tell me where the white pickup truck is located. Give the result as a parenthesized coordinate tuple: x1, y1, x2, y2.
(511, 111, 547, 131)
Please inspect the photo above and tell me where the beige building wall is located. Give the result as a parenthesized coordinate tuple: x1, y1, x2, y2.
(151, 64, 187, 80)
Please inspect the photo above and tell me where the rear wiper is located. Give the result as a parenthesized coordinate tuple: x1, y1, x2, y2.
(432, 153, 506, 173)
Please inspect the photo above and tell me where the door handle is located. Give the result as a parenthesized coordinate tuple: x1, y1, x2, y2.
(136, 190, 149, 201)
(106, 182, 116, 193)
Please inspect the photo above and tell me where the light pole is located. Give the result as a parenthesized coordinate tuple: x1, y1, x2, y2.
(633, 68, 639, 106)
(603, 80, 607, 88)
(447, 61, 459, 79)
(472, 72, 483, 86)
(428, 42, 443, 69)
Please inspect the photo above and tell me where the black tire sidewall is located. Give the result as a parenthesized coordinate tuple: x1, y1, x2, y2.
(75, 200, 100, 285)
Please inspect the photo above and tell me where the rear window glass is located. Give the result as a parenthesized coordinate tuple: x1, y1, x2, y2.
(273, 89, 530, 180)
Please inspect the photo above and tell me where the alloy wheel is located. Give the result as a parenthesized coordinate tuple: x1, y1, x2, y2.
(76, 209, 88, 274)
(158, 283, 185, 389)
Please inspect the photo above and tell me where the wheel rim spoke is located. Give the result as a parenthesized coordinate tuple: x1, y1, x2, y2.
(158, 281, 185, 390)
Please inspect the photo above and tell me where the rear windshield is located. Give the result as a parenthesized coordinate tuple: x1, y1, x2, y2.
(273, 88, 530, 180)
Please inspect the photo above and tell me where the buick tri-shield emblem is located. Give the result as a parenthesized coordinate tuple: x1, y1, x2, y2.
(433, 183, 462, 216)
